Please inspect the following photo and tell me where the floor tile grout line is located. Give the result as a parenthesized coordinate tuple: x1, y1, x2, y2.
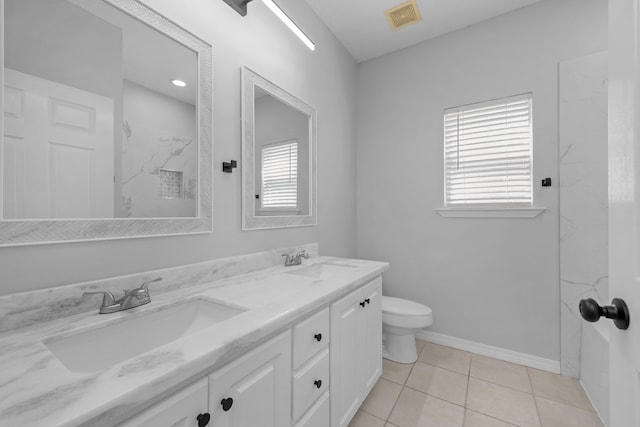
(526, 366, 544, 426)
(384, 360, 417, 422)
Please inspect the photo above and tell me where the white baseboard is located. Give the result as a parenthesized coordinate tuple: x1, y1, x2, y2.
(415, 330, 561, 374)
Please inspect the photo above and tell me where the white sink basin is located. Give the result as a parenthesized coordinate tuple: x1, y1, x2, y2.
(44, 299, 244, 373)
(286, 262, 356, 279)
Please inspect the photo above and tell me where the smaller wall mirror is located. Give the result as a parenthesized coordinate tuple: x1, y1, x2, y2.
(242, 67, 316, 230)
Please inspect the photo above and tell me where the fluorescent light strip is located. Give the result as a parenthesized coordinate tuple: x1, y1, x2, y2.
(261, 0, 315, 51)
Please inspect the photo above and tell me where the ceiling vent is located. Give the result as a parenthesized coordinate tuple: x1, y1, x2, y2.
(385, 0, 422, 31)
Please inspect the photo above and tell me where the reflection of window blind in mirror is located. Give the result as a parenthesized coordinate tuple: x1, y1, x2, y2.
(444, 93, 533, 206)
(262, 140, 298, 208)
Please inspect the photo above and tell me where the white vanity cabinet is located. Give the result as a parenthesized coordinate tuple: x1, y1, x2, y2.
(330, 277, 382, 427)
(117, 275, 384, 427)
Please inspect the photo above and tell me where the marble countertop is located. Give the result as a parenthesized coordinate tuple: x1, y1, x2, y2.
(0, 256, 388, 427)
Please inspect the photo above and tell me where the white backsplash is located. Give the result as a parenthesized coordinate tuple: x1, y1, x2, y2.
(0, 243, 318, 333)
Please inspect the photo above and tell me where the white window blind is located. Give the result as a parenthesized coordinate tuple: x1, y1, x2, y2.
(444, 93, 533, 206)
(262, 140, 298, 208)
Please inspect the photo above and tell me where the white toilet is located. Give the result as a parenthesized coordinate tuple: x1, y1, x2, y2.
(382, 296, 433, 364)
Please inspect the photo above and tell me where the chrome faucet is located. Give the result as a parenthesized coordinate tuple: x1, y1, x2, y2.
(282, 250, 310, 267)
(83, 277, 162, 314)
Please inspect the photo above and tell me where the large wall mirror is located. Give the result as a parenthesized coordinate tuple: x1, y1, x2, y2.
(0, 0, 212, 245)
(241, 67, 316, 230)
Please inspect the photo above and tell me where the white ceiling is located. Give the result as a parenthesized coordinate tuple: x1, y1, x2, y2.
(304, 0, 543, 62)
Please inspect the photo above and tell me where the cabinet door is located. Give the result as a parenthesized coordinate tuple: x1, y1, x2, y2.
(209, 331, 291, 427)
(119, 378, 208, 427)
(330, 288, 362, 427)
(358, 277, 382, 395)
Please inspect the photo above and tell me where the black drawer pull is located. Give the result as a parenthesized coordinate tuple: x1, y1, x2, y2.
(197, 413, 211, 427)
(221, 397, 233, 412)
(314, 379, 322, 389)
(314, 333, 322, 342)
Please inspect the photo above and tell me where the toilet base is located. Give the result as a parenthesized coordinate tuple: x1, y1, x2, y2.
(382, 327, 419, 364)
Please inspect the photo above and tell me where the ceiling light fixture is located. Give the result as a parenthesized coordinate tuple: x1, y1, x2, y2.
(222, 0, 252, 16)
(261, 0, 315, 51)
(221, 0, 315, 51)
(171, 79, 187, 87)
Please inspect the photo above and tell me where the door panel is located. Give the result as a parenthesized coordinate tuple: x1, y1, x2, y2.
(330, 289, 361, 427)
(3, 68, 114, 219)
(608, 1, 640, 426)
(209, 331, 291, 427)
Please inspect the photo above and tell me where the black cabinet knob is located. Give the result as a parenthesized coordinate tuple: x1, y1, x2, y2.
(314, 333, 322, 342)
(314, 379, 322, 389)
(359, 301, 366, 308)
(221, 397, 234, 412)
(365, 298, 370, 305)
(196, 413, 211, 427)
(579, 298, 630, 330)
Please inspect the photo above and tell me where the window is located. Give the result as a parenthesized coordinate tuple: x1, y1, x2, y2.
(444, 93, 533, 206)
(261, 140, 298, 209)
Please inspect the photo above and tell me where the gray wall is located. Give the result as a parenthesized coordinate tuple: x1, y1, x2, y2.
(0, 0, 358, 295)
(356, 0, 607, 360)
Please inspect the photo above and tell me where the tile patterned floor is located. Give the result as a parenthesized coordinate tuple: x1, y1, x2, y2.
(349, 340, 604, 427)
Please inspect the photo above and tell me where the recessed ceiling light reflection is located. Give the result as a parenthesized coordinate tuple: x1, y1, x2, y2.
(171, 79, 187, 88)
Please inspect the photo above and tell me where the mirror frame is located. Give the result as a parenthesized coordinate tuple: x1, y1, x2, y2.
(241, 67, 317, 230)
(0, 0, 213, 246)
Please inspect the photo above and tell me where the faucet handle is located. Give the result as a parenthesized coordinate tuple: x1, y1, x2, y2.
(296, 249, 309, 258)
(138, 277, 162, 293)
(83, 291, 116, 308)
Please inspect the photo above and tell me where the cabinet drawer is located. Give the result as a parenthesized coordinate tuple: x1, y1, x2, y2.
(294, 391, 329, 427)
(293, 307, 329, 369)
(292, 348, 330, 422)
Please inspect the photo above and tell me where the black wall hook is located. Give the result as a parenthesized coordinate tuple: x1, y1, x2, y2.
(223, 160, 237, 173)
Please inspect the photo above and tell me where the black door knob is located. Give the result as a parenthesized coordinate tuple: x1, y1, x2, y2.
(365, 298, 371, 305)
(579, 298, 630, 330)
(196, 413, 211, 427)
(314, 379, 322, 389)
(359, 301, 366, 307)
(221, 397, 234, 411)
(314, 333, 322, 342)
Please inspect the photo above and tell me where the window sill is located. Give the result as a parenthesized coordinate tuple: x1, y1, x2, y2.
(435, 207, 546, 218)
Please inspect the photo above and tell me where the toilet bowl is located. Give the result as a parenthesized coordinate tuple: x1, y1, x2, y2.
(382, 296, 433, 364)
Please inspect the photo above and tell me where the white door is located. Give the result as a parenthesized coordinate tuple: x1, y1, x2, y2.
(330, 288, 361, 427)
(3, 68, 114, 219)
(358, 278, 382, 395)
(608, 1, 640, 426)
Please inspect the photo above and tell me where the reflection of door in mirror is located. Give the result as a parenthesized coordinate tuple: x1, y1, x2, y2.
(254, 91, 310, 217)
(4, 69, 114, 219)
(2, 0, 198, 219)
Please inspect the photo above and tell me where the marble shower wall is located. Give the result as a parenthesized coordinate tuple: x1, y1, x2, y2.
(558, 51, 609, 414)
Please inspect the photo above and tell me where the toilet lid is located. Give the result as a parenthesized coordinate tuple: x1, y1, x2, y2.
(382, 296, 432, 316)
